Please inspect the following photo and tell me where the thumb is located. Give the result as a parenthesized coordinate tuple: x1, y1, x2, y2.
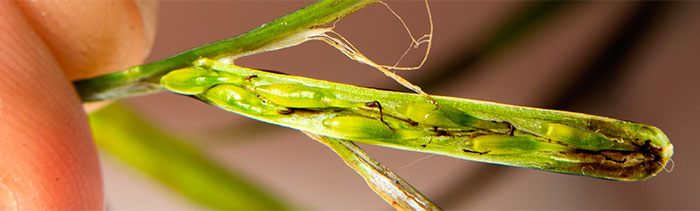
(0, 1, 157, 209)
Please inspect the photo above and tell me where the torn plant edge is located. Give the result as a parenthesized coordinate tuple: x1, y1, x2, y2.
(217, 0, 437, 103)
(304, 132, 441, 211)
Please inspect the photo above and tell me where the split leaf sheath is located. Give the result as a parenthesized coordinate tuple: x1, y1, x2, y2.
(161, 58, 673, 181)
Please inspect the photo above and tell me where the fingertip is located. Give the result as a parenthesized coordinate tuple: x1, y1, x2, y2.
(17, 0, 159, 80)
(0, 1, 103, 209)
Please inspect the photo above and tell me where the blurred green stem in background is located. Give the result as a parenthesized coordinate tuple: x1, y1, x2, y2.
(89, 103, 290, 210)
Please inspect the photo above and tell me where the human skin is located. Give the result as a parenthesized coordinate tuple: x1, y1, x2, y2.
(0, 1, 156, 209)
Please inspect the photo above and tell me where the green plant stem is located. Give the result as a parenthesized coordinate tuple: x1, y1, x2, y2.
(74, 0, 377, 101)
(178, 58, 672, 181)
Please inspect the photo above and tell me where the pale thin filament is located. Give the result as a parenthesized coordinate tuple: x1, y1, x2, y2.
(310, 33, 436, 104)
(310, 0, 436, 103)
(378, 0, 434, 71)
(664, 158, 675, 173)
(398, 154, 435, 169)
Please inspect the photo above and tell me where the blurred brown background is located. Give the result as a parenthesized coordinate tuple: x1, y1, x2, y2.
(99, 1, 700, 209)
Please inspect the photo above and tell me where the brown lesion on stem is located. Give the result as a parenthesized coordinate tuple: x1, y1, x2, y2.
(274, 107, 327, 115)
(276, 108, 294, 115)
(463, 149, 489, 155)
(558, 141, 666, 180)
(421, 138, 434, 149)
(244, 74, 258, 81)
(505, 121, 516, 136)
(365, 101, 391, 128)
(431, 126, 449, 136)
(356, 102, 419, 127)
